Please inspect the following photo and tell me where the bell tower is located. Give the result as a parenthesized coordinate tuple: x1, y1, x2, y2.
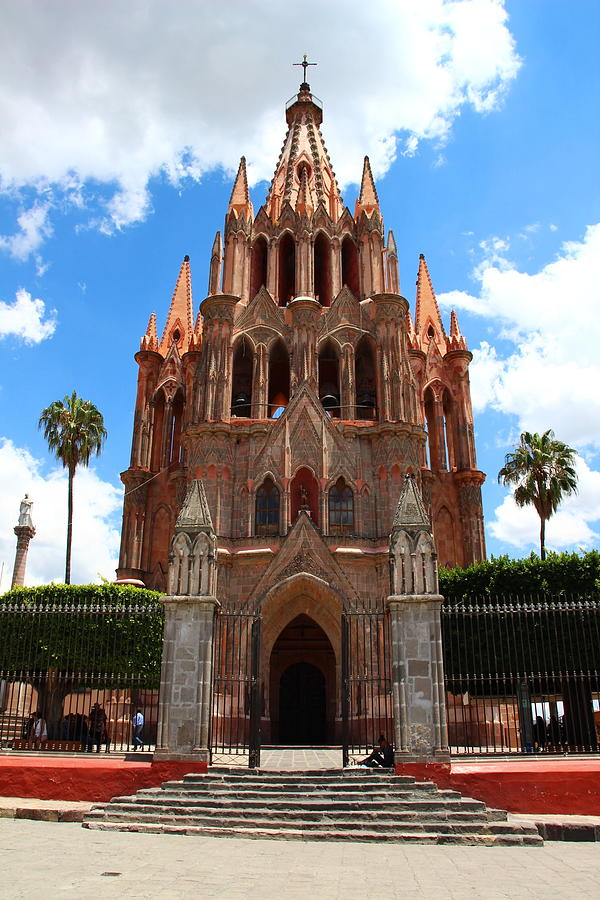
(117, 71, 485, 590)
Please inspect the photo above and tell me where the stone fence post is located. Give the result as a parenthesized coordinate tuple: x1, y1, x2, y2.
(154, 479, 219, 763)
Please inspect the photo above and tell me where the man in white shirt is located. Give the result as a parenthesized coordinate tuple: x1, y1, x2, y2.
(32, 712, 48, 743)
(132, 709, 144, 750)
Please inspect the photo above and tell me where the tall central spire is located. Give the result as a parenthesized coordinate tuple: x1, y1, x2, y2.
(265, 76, 343, 222)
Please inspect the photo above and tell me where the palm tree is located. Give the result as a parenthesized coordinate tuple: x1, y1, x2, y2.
(39, 391, 107, 583)
(498, 429, 578, 561)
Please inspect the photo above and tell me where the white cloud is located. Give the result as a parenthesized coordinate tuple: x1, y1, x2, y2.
(0, 202, 53, 261)
(438, 223, 600, 448)
(0, 0, 520, 235)
(0, 439, 122, 589)
(0, 288, 57, 343)
(490, 457, 600, 553)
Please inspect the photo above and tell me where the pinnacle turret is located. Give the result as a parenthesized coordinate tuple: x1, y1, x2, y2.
(355, 156, 380, 218)
(228, 157, 254, 220)
(158, 255, 194, 356)
(415, 254, 446, 351)
(140, 312, 158, 352)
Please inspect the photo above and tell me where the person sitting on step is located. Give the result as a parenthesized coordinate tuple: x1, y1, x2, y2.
(358, 735, 393, 768)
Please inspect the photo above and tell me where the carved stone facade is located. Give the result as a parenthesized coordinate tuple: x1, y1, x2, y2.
(117, 80, 486, 749)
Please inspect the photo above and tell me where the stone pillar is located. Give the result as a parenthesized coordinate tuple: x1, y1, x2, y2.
(155, 594, 219, 761)
(11, 495, 35, 588)
(154, 479, 220, 763)
(387, 594, 448, 762)
(387, 474, 449, 765)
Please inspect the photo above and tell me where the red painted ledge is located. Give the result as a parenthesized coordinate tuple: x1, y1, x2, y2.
(395, 758, 600, 816)
(0, 755, 207, 802)
(2, 754, 599, 814)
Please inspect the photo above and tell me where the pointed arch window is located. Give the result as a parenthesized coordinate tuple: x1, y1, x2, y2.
(231, 337, 253, 418)
(255, 477, 280, 535)
(314, 232, 332, 306)
(250, 235, 268, 300)
(328, 477, 354, 534)
(278, 232, 296, 306)
(354, 336, 377, 420)
(318, 340, 340, 416)
(341, 235, 360, 297)
(268, 339, 290, 417)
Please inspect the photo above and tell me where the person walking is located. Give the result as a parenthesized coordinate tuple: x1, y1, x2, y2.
(132, 708, 144, 750)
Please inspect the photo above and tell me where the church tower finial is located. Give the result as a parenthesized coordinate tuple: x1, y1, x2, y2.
(355, 156, 380, 218)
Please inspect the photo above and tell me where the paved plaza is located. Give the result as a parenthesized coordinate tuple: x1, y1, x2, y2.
(1, 818, 599, 900)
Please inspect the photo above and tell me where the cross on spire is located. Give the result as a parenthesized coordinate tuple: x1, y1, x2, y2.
(294, 54, 317, 86)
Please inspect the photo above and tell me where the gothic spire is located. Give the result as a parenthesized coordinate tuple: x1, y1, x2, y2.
(415, 253, 446, 350)
(228, 156, 254, 219)
(265, 83, 343, 222)
(158, 255, 194, 356)
(354, 156, 380, 218)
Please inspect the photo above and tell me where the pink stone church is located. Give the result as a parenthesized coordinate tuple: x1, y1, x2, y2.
(116, 76, 486, 745)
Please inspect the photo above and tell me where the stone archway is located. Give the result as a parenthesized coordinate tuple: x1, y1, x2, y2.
(259, 573, 343, 744)
(270, 615, 335, 744)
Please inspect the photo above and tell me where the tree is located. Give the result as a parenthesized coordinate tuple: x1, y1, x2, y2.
(498, 430, 578, 561)
(39, 391, 107, 583)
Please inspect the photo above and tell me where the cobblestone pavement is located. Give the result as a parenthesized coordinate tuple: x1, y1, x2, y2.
(2, 819, 600, 900)
(211, 748, 350, 769)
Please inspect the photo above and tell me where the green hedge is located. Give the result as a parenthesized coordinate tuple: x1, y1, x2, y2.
(439, 551, 600, 602)
(0, 583, 163, 685)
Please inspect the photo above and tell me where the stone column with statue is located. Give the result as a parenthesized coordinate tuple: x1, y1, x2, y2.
(11, 494, 36, 588)
(154, 479, 219, 762)
(387, 474, 449, 766)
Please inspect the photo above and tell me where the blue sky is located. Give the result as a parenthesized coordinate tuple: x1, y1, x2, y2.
(0, 0, 599, 586)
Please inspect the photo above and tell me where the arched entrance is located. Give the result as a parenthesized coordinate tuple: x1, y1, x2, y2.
(279, 662, 326, 744)
(269, 614, 335, 744)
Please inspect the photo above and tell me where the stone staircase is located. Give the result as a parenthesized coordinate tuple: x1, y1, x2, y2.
(83, 768, 542, 845)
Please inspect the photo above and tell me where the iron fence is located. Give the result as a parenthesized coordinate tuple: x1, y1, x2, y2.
(211, 606, 261, 766)
(0, 596, 163, 753)
(342, 605, 393, 766)
(442, 595, 600, 755)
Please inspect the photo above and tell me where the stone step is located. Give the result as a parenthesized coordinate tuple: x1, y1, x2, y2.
(82, 820, 543, 846)
(82, 767, 538, 846)
(84, 808, 538, 837)
(178, 774, 421, 787)
(166, 779, 439, 793)
(102, 795, 486, 813)
(90, 802, 494, 825)
(144, 787, 462, 803)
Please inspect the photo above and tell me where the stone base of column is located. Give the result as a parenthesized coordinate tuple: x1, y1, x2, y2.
(153, 749, 210, 764)
(394, 748, 450, 765)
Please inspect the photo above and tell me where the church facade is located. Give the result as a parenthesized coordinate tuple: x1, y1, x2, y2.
(116, 79, 485, 749)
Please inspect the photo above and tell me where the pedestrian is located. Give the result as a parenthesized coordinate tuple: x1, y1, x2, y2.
(21, 712, 36, 740)
(87, 702, 109, 753)
(132, 708, 144, 750)
(31, 711, 48, 744)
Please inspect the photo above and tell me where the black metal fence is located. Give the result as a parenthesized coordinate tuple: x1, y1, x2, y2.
(0, 596, 163, 753)
(342, 605, 393, 766)
(211, 607, 261, 766)
(442, 595, 600, 755)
